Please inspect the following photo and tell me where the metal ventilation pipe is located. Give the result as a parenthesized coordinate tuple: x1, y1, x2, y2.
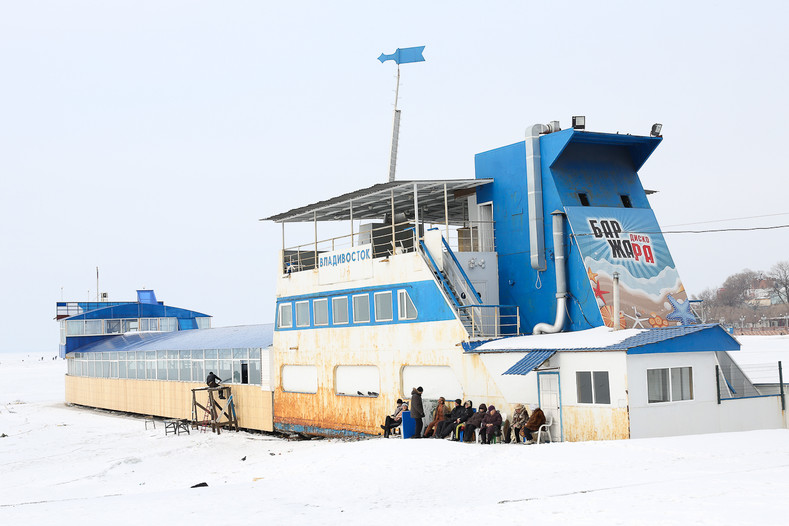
(533, 210, 567, 334)
(612, 272, 621, 331)
(526, 122, 560, 271)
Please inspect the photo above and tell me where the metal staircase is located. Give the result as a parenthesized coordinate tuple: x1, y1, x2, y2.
(419, 234, 519, 338)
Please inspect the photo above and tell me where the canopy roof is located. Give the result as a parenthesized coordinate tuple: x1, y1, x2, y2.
(263, 179, 492, 224)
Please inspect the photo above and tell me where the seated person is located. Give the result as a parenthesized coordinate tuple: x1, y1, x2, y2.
(435, 399, 465, 439)
(521, 406, 546, 443)
(447, 400, 475, 440)
(507, 404, 529, 443)
(380, 400, 408, 438)
(461, 403, 487, 442)
(423, 397, 449, 438)
(480, 405, 502, 444)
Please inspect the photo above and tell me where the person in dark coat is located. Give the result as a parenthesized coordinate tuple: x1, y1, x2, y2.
(206, 371, 221, 388)
(435, 399, 466, 439)
(206, 371, 225, 399)
(434, 398, 465, 439)
(480, 405, 503, 444)
(380, 400, 408, 438)
(461, 403, 486, 442)
(521, 407, 546, 443)
(410, 387, 424, 438)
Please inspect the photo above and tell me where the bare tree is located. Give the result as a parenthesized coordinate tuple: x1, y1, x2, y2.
(769, 260, 789, 304)
(717, 269, 758, 307)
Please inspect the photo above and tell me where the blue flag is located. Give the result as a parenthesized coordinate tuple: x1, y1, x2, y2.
(378, 46, 425, 65)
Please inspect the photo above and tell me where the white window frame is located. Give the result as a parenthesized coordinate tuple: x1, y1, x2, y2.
(332, 296, 349, 325)
(374, 291, 393, 322)
(295, 300, 310, 327)
(352, 294, 370, 323)
(278, 302, 293, 328)
(575, 370, 611, 405)
(313, 298, 329, 326)
(647, 366, 694, 403)
(397, 289, 418, 320)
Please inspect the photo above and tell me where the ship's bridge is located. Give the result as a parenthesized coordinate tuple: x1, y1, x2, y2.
(264, 179, 521, 339)
(264, 179, 495, 270)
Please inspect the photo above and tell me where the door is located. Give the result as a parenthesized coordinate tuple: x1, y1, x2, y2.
(478, 202, 494, 252)
(537, 371, 562, 442)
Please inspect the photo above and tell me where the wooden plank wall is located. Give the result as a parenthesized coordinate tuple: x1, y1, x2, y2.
(65, 375, 274, 432)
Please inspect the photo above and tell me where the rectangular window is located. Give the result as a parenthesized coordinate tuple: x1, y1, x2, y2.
(196, 317, 211, 329)
(671, 367, 693, 401)
(314, 298, 329, 326)
(593, 371, 611, 404)
(66, 320, 85, 336)
(620, 194, 633, 208)
(648, 367, 693, 403)
(332, 296, 349, 324)
(278, 303, 293, 328)
(578, 192, 590, 206)
(398, 290, 418, 320)
(84, 320, 103, 335)
(352, 294, 370, 323)
(576, 371, 610, 404)
(123, 319, 139, 332)
(295, 301, 310, 327)
(576, 371, 593, 403)
(105, 319, 121, 334)
(374, 291, 393, 322)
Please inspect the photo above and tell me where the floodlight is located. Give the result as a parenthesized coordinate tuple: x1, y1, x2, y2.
(650, 123, 663, 137)
(572, 116, 585, 130)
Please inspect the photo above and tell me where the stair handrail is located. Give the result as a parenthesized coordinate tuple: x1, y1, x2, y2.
(439, 235, 482, 307)
(419, 240, 462, 309)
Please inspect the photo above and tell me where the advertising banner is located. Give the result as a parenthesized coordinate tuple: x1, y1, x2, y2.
(565, 206, 696, 329)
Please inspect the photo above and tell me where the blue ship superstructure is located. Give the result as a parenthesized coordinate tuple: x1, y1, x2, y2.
(56, 289, 212, 358)
(475, 123, 693, 333)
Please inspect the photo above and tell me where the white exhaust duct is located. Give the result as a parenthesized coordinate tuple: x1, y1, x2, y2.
(533, 210, 567, 335)
(526, 122, 560, 271)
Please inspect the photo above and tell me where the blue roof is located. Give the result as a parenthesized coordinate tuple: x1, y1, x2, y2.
(65, 302, 210, 321)
(473, 324, 738, 354)
(71, 324, 273, 354)
(502, 350, 556, 375)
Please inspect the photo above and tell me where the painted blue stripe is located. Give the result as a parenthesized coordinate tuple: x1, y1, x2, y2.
(274, 280, 456, 331)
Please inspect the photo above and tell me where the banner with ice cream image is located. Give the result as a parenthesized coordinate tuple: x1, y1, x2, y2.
(565, 206, 697, 329)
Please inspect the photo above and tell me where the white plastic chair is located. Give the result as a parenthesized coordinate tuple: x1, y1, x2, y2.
(535, 415, 553, 444)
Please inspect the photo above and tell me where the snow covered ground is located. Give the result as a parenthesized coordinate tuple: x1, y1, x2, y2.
(2, 352, 788, 525)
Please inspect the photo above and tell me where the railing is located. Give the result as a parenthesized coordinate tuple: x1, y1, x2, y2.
(419, 236, 520, 339)
(280, 220, 496, 274)
(459, 305, 520, 338)
(282, 220, 418, 273)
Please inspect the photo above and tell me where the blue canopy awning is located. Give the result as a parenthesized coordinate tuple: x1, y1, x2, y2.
(502, 350, 556, 376)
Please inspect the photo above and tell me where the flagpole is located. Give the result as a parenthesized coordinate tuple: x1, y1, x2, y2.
(388, 64, 401, 183)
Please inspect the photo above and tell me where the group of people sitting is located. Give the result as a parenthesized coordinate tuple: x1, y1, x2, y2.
(381, 393, 547, 444)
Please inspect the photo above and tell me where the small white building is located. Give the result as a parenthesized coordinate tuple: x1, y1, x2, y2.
(474, 324, 786, 441)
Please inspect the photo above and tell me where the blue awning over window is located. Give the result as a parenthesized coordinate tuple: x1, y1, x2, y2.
(502, 350, 556, 376)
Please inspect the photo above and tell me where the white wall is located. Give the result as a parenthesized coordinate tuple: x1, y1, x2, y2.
(628, 352, 785, 438)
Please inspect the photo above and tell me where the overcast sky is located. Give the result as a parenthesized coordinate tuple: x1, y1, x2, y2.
(2, 1, 788, 353)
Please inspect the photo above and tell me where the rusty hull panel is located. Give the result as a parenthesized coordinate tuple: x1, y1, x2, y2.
(562, 405, 630, 442)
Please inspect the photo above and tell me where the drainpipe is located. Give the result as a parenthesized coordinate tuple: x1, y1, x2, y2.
(533, 211, 567, 334)
(612, 272, 620, 331)
(526, 121, 560, 271)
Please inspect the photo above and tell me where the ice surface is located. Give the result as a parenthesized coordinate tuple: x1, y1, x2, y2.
(1, 351, 787, 524)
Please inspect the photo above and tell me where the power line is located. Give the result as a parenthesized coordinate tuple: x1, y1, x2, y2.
(664, 212, 789, 227)
(573, 224, 789, 237)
